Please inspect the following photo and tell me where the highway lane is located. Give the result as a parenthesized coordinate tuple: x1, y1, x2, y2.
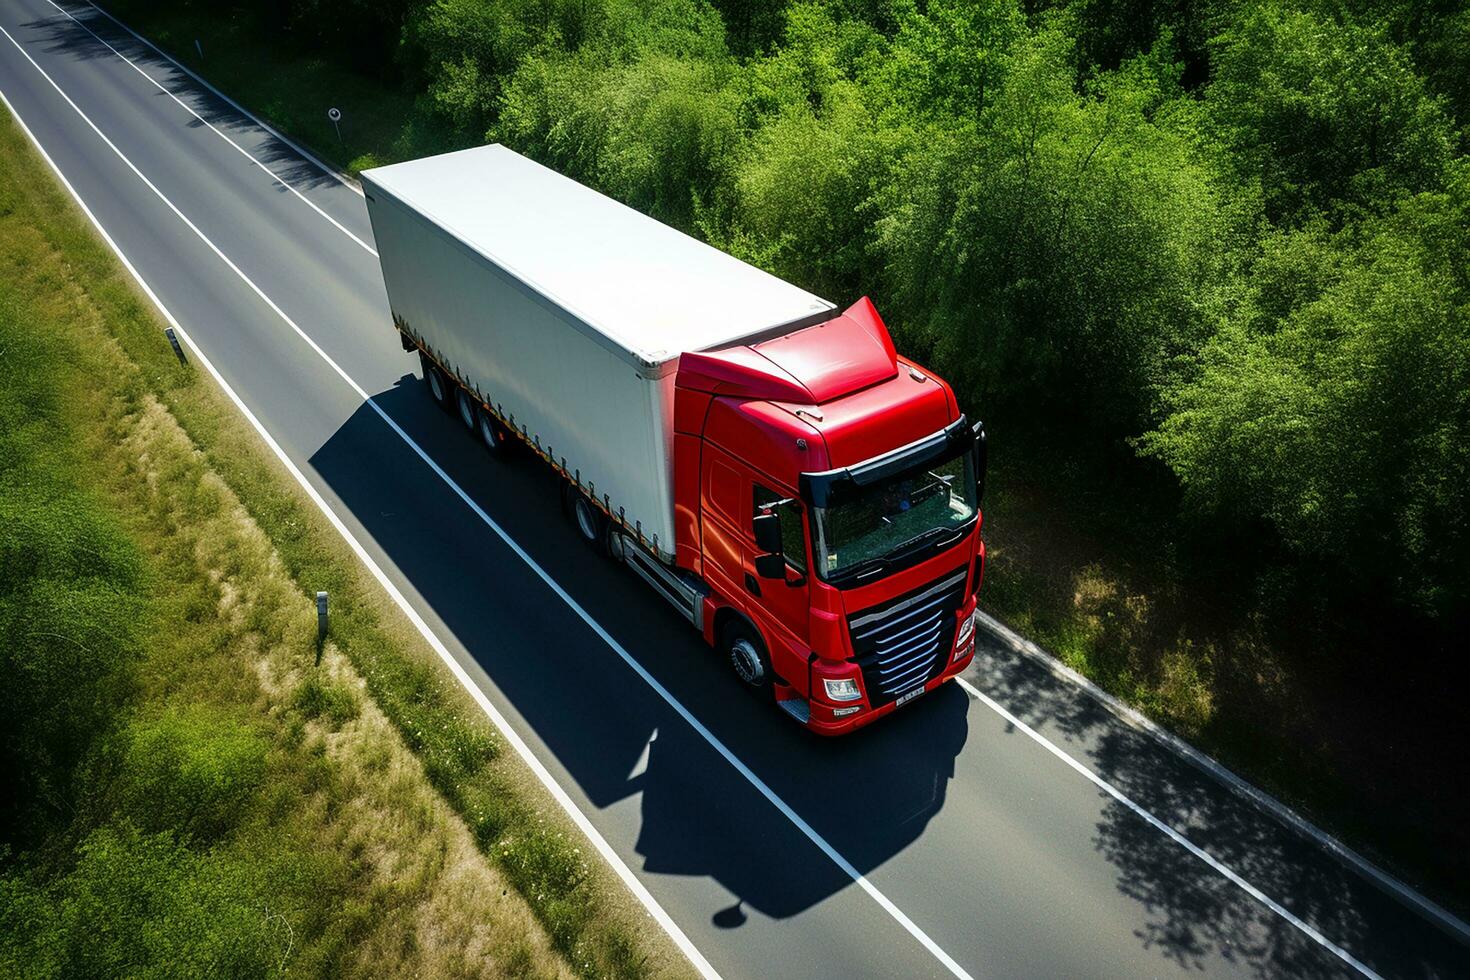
(3, 2, 1467, 976)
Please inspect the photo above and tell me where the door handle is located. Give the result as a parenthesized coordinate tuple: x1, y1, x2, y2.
(744, 572, 761, 597)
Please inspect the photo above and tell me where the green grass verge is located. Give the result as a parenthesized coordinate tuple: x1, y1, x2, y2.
(0, 94, 680, 979)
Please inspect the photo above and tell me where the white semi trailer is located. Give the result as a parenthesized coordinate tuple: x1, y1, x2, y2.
(360, 144, 833, 561)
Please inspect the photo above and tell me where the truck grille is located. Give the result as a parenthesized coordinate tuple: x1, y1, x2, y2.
(848, 570, 968, 706)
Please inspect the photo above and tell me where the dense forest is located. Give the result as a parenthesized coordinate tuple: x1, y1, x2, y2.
(260, 0, 1469, 644)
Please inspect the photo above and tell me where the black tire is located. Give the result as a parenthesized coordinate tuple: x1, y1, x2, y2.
(475, 405, 509, 457)
(721, 620, 772, 691)
(455, 387, 478, 431)
(420, 351, 451, 412)
(568, 487, 611, 557)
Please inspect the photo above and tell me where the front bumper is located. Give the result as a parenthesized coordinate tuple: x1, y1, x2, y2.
(797, 642, 977, 736)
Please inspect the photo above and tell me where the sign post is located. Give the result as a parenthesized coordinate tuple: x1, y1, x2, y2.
(164, 327, 187, 364)
(327, 107, 342, 143)
(315, 591, 328, 664)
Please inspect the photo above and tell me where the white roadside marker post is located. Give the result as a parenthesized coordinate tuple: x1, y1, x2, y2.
(315, 591, 328, 664)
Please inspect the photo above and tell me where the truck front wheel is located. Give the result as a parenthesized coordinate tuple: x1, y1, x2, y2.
(721, 621, 772, 691)
(419, 351, 451, 412)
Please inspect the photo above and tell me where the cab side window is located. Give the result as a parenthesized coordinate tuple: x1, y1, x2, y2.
(752, 485, 807, 574)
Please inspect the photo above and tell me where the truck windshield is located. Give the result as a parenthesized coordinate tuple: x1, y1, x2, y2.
(812, 447, 978, 585)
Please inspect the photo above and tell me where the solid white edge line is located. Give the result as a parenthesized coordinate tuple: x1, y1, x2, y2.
(0, 26, 978, 980)
(84, 0, 364, 196)
(955, 677, 1382, 979)
(0, 56, 719, 980)
(45, 0, 376, 256)
(75, 0, 1470, 951)
(973, 609, 1470, 946)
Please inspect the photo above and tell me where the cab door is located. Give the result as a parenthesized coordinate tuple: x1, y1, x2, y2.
(746, 483, 812, 674)
(699, 448, 751, 606)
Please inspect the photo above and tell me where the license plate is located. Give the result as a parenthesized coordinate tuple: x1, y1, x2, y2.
(895, 686, 926, 708)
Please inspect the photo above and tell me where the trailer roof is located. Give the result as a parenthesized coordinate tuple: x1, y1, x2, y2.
(361, 145, 836, 369)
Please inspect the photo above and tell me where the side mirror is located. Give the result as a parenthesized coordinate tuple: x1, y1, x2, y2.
(972, 419, 987, 504)
(754, 553, 786, 580)
(753, 512, 783, 556)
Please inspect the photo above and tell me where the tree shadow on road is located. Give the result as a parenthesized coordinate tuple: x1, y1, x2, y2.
(27, 6, 348, 193)
(971, 635, 1469, 978)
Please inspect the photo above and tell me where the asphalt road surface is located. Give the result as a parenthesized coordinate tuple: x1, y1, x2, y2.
(3, 2, 1467, 976)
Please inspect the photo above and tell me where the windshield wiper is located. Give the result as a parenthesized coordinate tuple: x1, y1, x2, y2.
(885, 525, 962, 561)
(828, 556, 889, 585)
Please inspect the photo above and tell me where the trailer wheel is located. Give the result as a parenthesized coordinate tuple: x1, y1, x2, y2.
(455, 387, 478, 431)
(476, 406, 509, 457)
(721, 620, 772, 691)
(568, 488, 611, 557)
(419, 352, 451, 412)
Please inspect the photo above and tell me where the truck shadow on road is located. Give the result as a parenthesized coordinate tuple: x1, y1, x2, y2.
(308, 379, 971, 925)
(630, 683, 971, 922)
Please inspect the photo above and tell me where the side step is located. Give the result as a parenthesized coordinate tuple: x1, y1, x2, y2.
(614, 534, 709, 631)
(776, 697, 811, 725)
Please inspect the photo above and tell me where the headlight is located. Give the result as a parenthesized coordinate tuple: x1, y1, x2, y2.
(823, 677, 862, 702)
(956, 610, 976, 646)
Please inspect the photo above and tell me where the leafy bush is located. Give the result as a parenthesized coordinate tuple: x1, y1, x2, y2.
(1, 825, 285, 980)
(0, 290, 143, 838)
(113, 709, 268, 842)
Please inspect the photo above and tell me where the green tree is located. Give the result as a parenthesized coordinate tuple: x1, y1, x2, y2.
(881, 30, 1227, 434)
(1143, 161, 1470, 618)
(1206, 4, 1455, 225)
(709, 0, 788, 55)
(714, 4, 898, 295)
(884, 0, 1024, 118)
(497, 48, 739, 230)
(406, 0, 602, 137)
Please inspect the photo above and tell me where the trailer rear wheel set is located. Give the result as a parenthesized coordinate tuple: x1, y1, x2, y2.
(423, 350, 510, 457)
(420, 350, 450, 409)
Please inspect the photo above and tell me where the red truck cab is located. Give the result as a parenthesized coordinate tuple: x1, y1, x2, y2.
(673, 298, 985, 734)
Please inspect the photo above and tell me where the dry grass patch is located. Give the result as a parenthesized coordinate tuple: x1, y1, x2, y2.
(105, 377, 577, 978)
